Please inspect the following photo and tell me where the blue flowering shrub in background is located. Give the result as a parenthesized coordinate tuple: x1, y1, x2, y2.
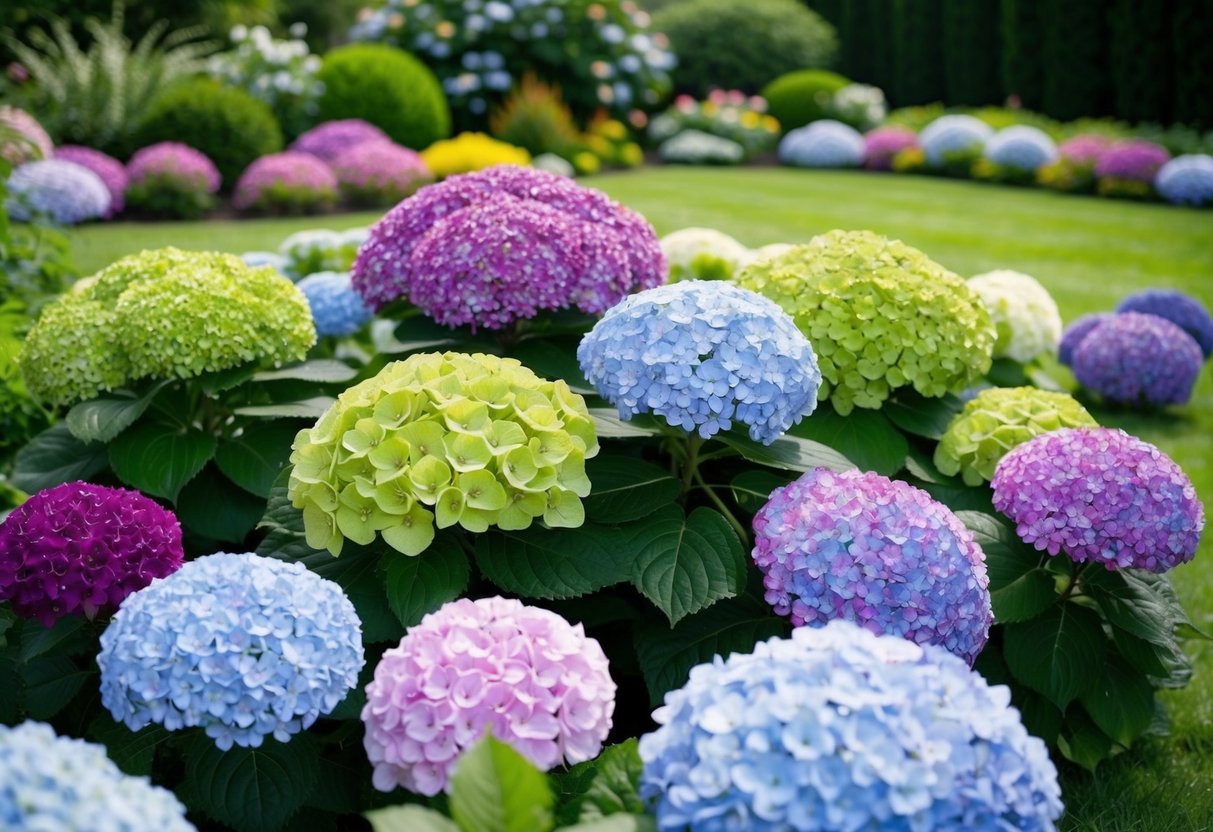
(1116, 288, 1213, 358)
(297, 271, 373, 337)
(919, 114, 994, 169)
(983, 126, 1059, 173)
(778, 119, 864, 168)
(1154, 154, 1213, 206)
(6, 160, 111, 225)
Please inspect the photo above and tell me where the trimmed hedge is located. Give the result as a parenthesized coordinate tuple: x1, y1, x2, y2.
(762, 69, 851, 132)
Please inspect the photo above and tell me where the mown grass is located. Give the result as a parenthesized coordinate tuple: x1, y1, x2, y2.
(68, 167, 1213, 830)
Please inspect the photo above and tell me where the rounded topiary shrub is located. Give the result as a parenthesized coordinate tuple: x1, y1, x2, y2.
(653, 0, 837, 98)
(134, 78, 283, 187)
(316, 44, 451, 151)
(762, 69, 850, 132)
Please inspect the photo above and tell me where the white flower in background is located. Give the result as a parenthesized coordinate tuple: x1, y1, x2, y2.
(968, 270, 1063, 362)
(660, 227, 752, 281)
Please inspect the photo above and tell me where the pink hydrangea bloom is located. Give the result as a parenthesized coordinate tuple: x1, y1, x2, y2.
(55, 145, 128, 216)
(1057, 134, 1113, 166)
(290, 119, 390, 162)
(0, 105, 52, 165)
(330, 140, 433, 203)
(232, 151, 338, 211)
(862, 126, 918, 171)
(1094, 140, 1171, 182)
(127, 142, 221, 193)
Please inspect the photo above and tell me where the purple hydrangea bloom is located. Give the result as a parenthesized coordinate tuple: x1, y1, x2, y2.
(779, 120, 865, 168)
(1094, 140, 1171, 182)
(578, 281, 820, 443)
(290, 118, 391, 162)
(984, 125, 1059, 172)
(297, 271, 373, 336)
(6, 159, 111, 225)
(362, 597, 615, 795)
(54, 145, 128, 217)
(127, 142, 221, 194)
(1058, 134, 1112, 166)
(1155, 153, 1213, 207)
(352, 165, 665, 326)
(1058, 312, 1112, 366)
(862, 125, 918, 170)
(1071, 312, 1202, 406)
(753, 468, 992, 664)
(992, 427, 1203, 572)
(1116, 289, 1213, 358)
(0, 105, 52, 164)
(920, 115, 994, 166)
(233, 151, 338, 211)
(331, 140, 433, 204)
(98, 553, 364, 750)
(639, 621, 1064, 832)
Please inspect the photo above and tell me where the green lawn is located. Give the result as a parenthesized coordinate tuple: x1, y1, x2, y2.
(68, 167, 1213, 830)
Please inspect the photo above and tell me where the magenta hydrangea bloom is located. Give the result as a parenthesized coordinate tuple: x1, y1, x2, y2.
(352, 165, 665, 328)
(362, 596, 616, 796)
(331, 140, 433, 204)
(233, 151, 338, 211)
(290, 119, 390, 162)
(1058, 134, 1113, 166)
(0, 105, 52, 164)
(752, 468, 992, 665)
(1071, 312, 1203, 406)
(55, 145, 128, 217)
(127, 142, 221, 193)
(1058, 312, 1112, 366)
(1094, 140, 1171, 182)
(992, 427, 1204, 572)
(862, 125, 918, 171)
(0, 482, 183, 627)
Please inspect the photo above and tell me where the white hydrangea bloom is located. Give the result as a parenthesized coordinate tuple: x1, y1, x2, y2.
(968, 270, 1063, 362)
(660, 227, 751, 281)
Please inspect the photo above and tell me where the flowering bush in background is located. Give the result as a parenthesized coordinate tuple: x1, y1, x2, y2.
(289, 118, 389, 162)
(967, 269, 1063, 362)
(1116, 289, 1213, 357)
(828, 81, 887, 130)
(1070, 312, 1203, 407)
(1095, 140, 1171, 198)
(0, 105, 52, 164)
(982, 125, 1059, 173)
(296, 271, 373, 336)
(420, 132, 531, 179)
(208, 24, 324, 140)
(277, 227, 368, 279)
(919, 114, 994, 168)
(232, 151, 338, 213)
(125, 142, 221, 219)
(658, 129, 745, 165)
(648, 90, 780, 159)
(1058, 312, 1112, 365)
(54, 145, 127, 217)
(1059, 134, 1113, 165)
(331, 140, 432, 205)
(862, 125, 917, 170)
(659, 227, 752, 281)
(5, 159, 110, 225)
(1155, 154, 1213, 207)
(778, 119, 865, 168)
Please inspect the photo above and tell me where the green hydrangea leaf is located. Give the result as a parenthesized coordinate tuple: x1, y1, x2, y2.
(109, 420, 216, 502)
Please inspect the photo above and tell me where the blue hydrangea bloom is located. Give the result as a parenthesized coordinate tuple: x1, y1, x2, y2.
(1117, 289, 1213, 358)
(98, 552, 364, 751)
(297, 271, 374, 337)
(578, 281, 821, 443)
(639, 622, 1064, 832)
(1072, 312, 1203, 407)
(6, 159, 111, 225)
(920, 115, 994, 166)
(1155, 154, 1213, 207)
(0, 721, 194, 832)
(1058, 312, 1111, 366)
(984, 126, 1059, 172)
(779, 120, 865, 168)
(240, 250, 292, 276)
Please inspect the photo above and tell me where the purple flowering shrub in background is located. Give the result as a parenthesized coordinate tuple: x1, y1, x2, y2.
(54, 145, 128, 217)
(289, 118, 390, 162)
(330, 140, 433, 206)
(5, 160, 111, 225)
(1071, 312, 1203, 406)
(1117, 289, 1213, 358)
(1095, 140, 1171, 198)
(125, 142, 221, 219)
(1058, 134, 1113, 166)
(1058, 312, 1112, 365)
(862, 125, 917, 170)
(233, 151, 338, 213)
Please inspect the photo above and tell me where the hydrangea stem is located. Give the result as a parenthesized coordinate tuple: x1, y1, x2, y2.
(693, 465, 751, 548)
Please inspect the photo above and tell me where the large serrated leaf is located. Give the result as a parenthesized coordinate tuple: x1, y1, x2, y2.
(1079, 654, 1154, 747)
(449, 736, 554, 832)
(254, 359, 359, 383)
(589, 408, 668, 439)
(583, 456, 680, 523)
(11, 423, 109, 493)
(786, 407, 907, 476)
(19, 655, 90, 719)
(176, 465, 265, 543)
(109, 420, 216, 502)
(65, 382, 168, 443)
(87, 716, 168, 777)
(384, 535, 470, 627)
(574, 739, 646, 822)
(882, 390, 963, 439)
(1004, 602, 1104, 709)
(366, 806, 460, 832)
(956, 511, 1059, 622)
(717, 431, 855, 474)
(475, 524, 633, 600)
(215, 420, 304, 498)
(234, 397, 336, 419)
(184, 735, 320, 832)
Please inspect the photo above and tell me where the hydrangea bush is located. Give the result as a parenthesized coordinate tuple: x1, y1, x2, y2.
(279, 227, 368, 279)
(208, 24, 324, 140)
(5, 160, 111, 225)
(862, 125, 918, 171)
(658, 129, 745, 166)
(125, 142, 221, 219)
(778, 120, 865, 168)
(983, 125, 1059, 172)
(0, 105, 53, 164)
(1095, 140, 1171, 197)
(1058, 134, 1113, 165)
(54, 146, 128, 217)
(1058, 312, 1112, 365)
(919, 115, 994, 167)
(828, 82, 887, 131)
(297, 271, 373, 337)
(967, 270, 1063, 362)
(331, 140, 433, 205)
(1154, 154, 1213, 207)
(647, 91, 781, 159)
(290, 119, 390, 162)
(659, 227, 752, 281)
(1071, 312, 1203, 406)
(1117, 289, 1213, 358)
(232, 151, 338, 213)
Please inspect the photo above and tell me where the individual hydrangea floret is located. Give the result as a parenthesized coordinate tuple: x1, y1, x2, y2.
(779, 119, 865, 168)
(735, 230, 995, 414)
(1058, 134, 1113, 166)
(1071, 312, 1203, 407)
(363, 597, 615, 795)
(753, 468, 991, 663)
(1095, 140, 1171, 183)
(992, 427, 1203, 572)
(331, 140, 433, 204)
(0, 721, 195, 832)
(20, 248, 315, 407)
(919, 114, 994, 166)
(290, 118, 391, 162)
(1058, 312, 1112, 366)
(233, 151, 338, 212)
(1155, 154, 1213, 207)
(639, 622, 1064, 832)
(862, 125, 918, 170)
(659, 227, 752, 281)
(352, 165, 664, 327)
(935, 387, 1098, 485)
(297, 271, 373, 337)
(289, 352, 599, 556)
(55, 146, 128, 217)
(98, 553, 364, 750)
(658, 129, 745, 165)
(0, 482, 184, 627)
(5, 160, 111, 225)
(967, 269, 1063, 362)
(983, 125, 1059, 172)
(1117, 289, 1213, 358)
(127, 142, 221, 194)
(0, 105, 53, 164)
(579, 281, 820, 443)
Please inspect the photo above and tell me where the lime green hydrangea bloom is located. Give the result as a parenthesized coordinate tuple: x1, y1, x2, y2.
(935, 386, 1098, 485)
(734, 230, 996, 414)
(19, 249, 315, 407)
(288, 352, 599, 557)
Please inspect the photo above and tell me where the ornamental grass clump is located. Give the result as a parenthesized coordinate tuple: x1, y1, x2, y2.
(1117, 289, 1213, 358)
(735, 230, 995, 414)
(0, 482, 184, 627)
(778, 119, 864, 168)
(752, 468, 992, 663)
(362, 596, 615, 795)
(935, 387, 1098, 485)
(967, 270, 1063, 362)
(1070, 312, 1203, 407)
(352, 165, 664, 327)
(659, 227, 752, 281)
(232, 151, 338, 213)
(54, 146, 128, 216)
(330, 140, 433, 205)
(290, 118, 390, 161)
(5, 160, 111, 225)
(1155, 154, 1213, 207)
(578, 281, 820, 443)
(0, 721, 195, 832)
(98, 553, 364, 750)
(992, 427, 1203, 572)
(289, 352, 599, 556)
(19, 248, 314, 407)
(639, 621, 1064, 832)
(297, 271, 373, 337)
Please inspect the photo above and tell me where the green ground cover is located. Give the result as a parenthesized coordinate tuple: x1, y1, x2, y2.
(68, 167, 1213, 830)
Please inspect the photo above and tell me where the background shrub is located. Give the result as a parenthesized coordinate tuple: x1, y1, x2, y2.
(316, 44, 450, 151)
(891, 0, 946, 105)
(489, 75, 584, 160)
(762, 69, 850, 132)
(1000, 0, 1044, 110)
(942, 0, 1003, 107)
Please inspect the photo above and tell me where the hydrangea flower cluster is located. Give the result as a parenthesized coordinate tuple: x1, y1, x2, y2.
(579, 281, 820, 443)
(98, 553, 364, 750)
(232, 151, 338, 212)
(828, 82, 887, 131)
(209, 24, 324, 140)
(290, 118, 390, 162)
(362, 596, 615, 795)
(1154, 154, 1213, 207)
(735, 230, 995, 414)
(935, 387, 1097, 485)
(1058, 312, 1111, 365)
(20, 248, 315, 407)
(1094, 140, 1171, 182)
(1058, 134, 1112, 165)
(659, 227, 752, 282)
(0, 721, 195, 832)
(352, 165, 664, 326)
(279, 226, 367, 279)
(862, 125, 918, 171)
(919, 115, 994, 166)
(967, 269, 1063, 362)
(0, 105, 53, 164)
(54, 146, 128, 217)
(1117, 289, 1213, 358)
(779, 120, 865, 168)
(289, 352, 598, 555)
(297, 271, 373, 337)
(992, 427, 1203, 572)
(5, 160, 111, 225)
(1071, 312, 1203, 407)
(648, 90, 781, 159)
(331, 140, 433, 204)
(752, 468, 991, 663)
(420, 132, 531, 179)
(983, 125, 1059, 172)
(658, 129, 745, 165)
(638, 622, 1064, 832)
(0, 482, 184, 627)
(126, 142, 221, 194)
